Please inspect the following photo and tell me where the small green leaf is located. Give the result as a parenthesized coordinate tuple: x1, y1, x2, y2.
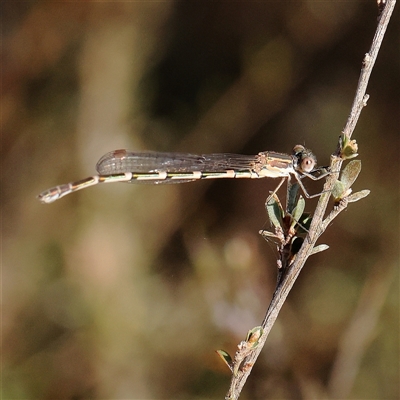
(266, 194, 284, 229)
(245, 326, 263, 348)
(290, 196, 305, 230)
(339, 135, 359, 159)
(287, 183, 300, 214)
(332, 160, 363, 201)
(332, 180, 346, 200)
(346, 189, 370, 203)
(341, 160, 362, 189)
(311, 244, 329, 255)
(216, 350, 233, 372)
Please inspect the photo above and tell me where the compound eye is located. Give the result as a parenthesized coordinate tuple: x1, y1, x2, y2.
(301, 156, 316, 173)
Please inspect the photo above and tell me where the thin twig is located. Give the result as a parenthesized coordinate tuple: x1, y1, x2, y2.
(225, 1, 396, 398)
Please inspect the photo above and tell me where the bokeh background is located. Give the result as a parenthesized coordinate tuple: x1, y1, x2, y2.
(2, 2, 399, 399)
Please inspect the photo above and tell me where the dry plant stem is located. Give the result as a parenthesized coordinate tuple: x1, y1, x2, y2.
(343, 0, 397, 138)
(225, 2, 396, 399)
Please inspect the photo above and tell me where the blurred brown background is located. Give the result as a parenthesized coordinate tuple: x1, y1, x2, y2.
(2, 2, 399, 399)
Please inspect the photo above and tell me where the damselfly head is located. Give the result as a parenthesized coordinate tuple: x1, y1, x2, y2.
(292, 145, 317, 173)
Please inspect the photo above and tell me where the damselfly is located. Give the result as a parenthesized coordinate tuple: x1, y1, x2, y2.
(37, 145, 327, 204)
